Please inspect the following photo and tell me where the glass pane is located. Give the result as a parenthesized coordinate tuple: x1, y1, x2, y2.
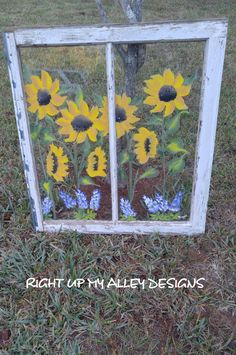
(114, 41, 204, 221)
(20, 45, 112, 221)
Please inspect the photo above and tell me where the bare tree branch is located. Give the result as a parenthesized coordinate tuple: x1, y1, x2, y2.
(118, 0, 143, 23)
(95, 0, 146, 97)
(95, 0, 109, 23)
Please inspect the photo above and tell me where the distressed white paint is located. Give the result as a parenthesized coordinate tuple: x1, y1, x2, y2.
(4, 33, 43, 231)
(190, 36, 227, 231)
(106, 43, 118, 222)
(43, 219, 195, 235)
(4, 19, 228, 235)
(14, 19, 228, 46)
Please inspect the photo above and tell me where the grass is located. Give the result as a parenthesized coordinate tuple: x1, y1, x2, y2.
(0, 0, 236, 353)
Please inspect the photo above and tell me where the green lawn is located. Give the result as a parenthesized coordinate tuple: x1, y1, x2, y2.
(0, 1, 236, 353)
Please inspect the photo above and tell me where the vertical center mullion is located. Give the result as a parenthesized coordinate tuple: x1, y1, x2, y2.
(106, 43, 118, 223)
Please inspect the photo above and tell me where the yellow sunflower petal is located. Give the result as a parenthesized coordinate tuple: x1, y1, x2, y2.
(46, 103, 59, 116)
(38, 106, 47, 120)
(150, 101, 165, 113)
(174, 73, 184, 88)
(143, 96, 159, 106)
(76, 132, 87, 143)
(87, 127, 97, 142)
(50, 79, 60, 94)
(67, 101, 79, 116)
(41, 70, 52, 89)
(31, 76, 42, 89)
(164, 101, 175, 117)
(50, 94, 66, 106)
(163, 69, 175, 85)
(177, 85, 191, 97)
(25, 84, 37, 97)
(174, 97, 188, 110)
(79, 100, 89, 116)
(28, 103, 38, 113)
(65, 132, 77, 142)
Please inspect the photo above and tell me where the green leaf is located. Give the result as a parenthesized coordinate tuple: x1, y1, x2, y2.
(119, 150, 129, 165)
(75, 87, 83, 105)
(145, 115, 163, 127)
(184, 70, 198, 86)
(43, 181, 52, 195)
(74, 209, 97, 220)
(138, 167, 158, 181)
(58, 83, 76, 95)
(83, 139, 91, 155)
(30, 123, 42, 141)
(166, 111, 189, 135)
(80, 176, 97, 186)
(22, 64, 32, 83)
(166, 113, 180, 135)
(167, 139, 188, 154)
(93, 93, 103, 107)
(45, 115, 56, 126)
(131, 96, 143, 105)
(168, 156, 185, 175)
(41, 128, 55, 144)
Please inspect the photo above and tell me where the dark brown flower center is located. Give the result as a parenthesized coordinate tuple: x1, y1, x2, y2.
(93, 155, 99, 171)
(144, 138, 151, 153)
(37, 90, 51, 106)
(71, 115, 93, 132)
(51, 152, 58, 174)
(159, 85, 177, 102)
(115, 106, 127, 122)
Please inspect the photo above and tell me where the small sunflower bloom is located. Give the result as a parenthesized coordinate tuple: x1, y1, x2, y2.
(97, 94, 140, 139)
(86, 147, 107, 177)
(133, 127, 158, 164)
(25, 70, 66, 119)
(144, 69, 191, 117)
(46, 144, 69, 182)
(56, 100, 99, 143)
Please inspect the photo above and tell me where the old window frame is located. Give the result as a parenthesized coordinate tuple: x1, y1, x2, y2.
(4, 19, 227, 235)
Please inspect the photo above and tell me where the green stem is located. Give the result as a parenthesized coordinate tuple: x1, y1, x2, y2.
(161, 118, 167, 197)
(49, 181, 56, 219)
(126, 133, 133, 202)
(37, 142, 47, 180)
(73, 143, 79, 187)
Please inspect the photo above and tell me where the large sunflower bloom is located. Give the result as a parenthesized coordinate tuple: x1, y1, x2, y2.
(97, 94, 140, 139)
(25, 70, 66, 120)
(133, 127, 158, 164)
(46, 144, 69, 182)
(56, 100, 99, 143)
(86, 147, 107, 177)
(144, 69, 191, 117)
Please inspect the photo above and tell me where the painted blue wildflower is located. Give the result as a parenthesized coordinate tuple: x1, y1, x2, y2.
(59, 190, 77, 209)
(168, 191, 184, 212)
(42, 197, 53, 215)
(75, 188, 88, 209)
(155, 193, 169, 212)
(120, 198, 136, 218)
(89, 189, 101, 211)
(143, 195, 160, 213)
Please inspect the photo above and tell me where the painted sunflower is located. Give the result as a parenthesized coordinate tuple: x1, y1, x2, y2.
(133, 127, 159, 164)
(86, 147, 107, 177)
(46, 144, 69, 182)
(144, 69, 191, 117)
(56, 100, 100, 143)
(25, 70, 66, 120)
(97, 94, 140, 139)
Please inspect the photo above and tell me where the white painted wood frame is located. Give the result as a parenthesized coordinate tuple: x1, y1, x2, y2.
(4, 19, 228, 235)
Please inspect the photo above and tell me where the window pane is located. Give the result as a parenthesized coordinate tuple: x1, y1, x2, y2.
(20, 45, 112, 221)
(114, 41, 204, 221)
